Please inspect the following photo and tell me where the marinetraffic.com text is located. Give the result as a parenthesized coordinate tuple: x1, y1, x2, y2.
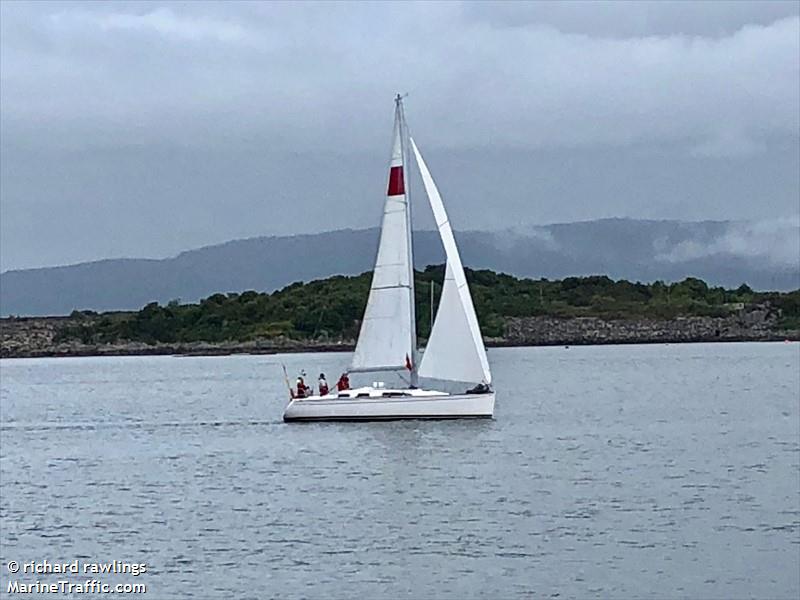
(5, 559, 147, 595)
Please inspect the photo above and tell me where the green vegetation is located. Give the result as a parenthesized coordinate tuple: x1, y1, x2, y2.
(58, 266, 800, 345)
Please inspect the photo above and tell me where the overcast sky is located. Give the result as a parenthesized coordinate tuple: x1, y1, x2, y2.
(1, 1, 798, 271)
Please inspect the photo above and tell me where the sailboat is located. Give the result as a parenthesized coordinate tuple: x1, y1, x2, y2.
(283, 96, 494, 421)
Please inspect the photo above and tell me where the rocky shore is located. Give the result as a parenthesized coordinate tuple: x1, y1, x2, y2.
(503, 303, 798, 346)
(0, 316, 354, 359)
(2, 303, 797, 359)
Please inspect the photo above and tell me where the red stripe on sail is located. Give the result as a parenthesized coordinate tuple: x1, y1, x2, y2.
(387, 166, 405, 196)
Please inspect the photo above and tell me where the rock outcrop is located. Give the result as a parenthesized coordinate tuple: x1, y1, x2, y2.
(503, 303, 797, 345)
(0, 316, 354, 359)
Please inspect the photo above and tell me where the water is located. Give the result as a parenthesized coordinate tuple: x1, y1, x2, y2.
(1, 343, 798, 599)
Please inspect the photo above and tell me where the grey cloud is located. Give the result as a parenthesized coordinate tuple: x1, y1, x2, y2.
(2, 2, 797, 152)
(1, 1, 798, 272)
(655, 217, 800, 268)
(463, 0, 800, 38)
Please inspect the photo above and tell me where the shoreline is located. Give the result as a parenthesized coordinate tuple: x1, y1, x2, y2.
(3, 310, 798, 360)
(1, 335, 797, 360)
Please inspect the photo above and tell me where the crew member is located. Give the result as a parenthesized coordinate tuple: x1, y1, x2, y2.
(318, 373, 329, 396)
(336, 373, 350, 391)
(296, 376, 311, 398)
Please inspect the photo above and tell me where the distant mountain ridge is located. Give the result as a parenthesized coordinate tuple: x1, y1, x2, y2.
(2, 218, 798, 316)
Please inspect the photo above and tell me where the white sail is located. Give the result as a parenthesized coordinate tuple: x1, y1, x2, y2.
(411, 138, 492, 385)
(350, 102, 416, 373)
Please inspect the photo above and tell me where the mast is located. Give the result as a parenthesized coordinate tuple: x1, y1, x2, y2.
(396, 94, 419, 387)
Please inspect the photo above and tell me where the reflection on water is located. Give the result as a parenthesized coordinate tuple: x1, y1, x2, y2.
(1, 343, 798, 599)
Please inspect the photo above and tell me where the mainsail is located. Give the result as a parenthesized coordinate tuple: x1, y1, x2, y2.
(350, 98, 417, 374)
(411, 138, 492, 385)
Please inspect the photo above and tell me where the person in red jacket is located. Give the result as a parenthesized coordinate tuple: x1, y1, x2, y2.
(296, 376, 311, 398)
(336, 373, 350, 391)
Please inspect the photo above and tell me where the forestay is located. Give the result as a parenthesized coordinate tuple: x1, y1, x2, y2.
(350, 103, 416, 373)
(411, 138, 492, 385)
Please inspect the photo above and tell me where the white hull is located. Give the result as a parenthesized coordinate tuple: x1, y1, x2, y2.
(283, 388, 495, 422)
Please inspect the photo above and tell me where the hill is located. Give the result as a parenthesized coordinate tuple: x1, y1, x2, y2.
(1, 218, 798, 316)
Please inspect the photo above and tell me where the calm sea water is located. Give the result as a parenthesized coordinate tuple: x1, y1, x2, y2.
(1, 343, 798, 599)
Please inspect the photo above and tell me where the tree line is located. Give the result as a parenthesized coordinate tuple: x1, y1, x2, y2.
(59, 266, 800, 345)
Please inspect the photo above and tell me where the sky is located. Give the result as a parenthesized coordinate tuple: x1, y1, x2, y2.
(1, 0, 799, 271)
